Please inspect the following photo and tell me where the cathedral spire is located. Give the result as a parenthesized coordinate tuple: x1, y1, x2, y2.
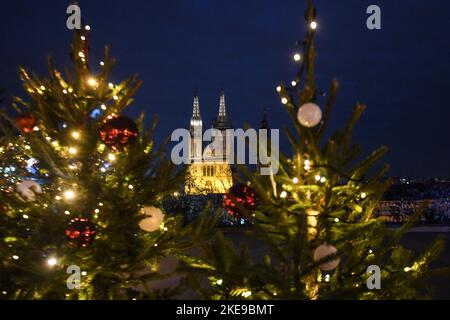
(260, 108, 269, 129)
(213, 90, 231, 129)
(190, 91, 202, 126)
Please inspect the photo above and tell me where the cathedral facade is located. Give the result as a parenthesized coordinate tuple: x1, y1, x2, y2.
(184, 91, 234, 195)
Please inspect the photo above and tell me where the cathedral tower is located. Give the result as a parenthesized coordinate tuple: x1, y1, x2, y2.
(185, 91, 233, 195)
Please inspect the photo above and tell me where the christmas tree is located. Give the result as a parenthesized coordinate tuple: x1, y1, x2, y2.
(0, 27, 212, 299)
(183, 0, 449, 300)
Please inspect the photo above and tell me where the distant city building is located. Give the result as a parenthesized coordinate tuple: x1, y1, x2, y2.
(185, 91, 234, 195)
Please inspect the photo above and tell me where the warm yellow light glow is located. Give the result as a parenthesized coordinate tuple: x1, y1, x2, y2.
(242, 290, 252, 298)
(63, 89, 68, 94)
(216, 279, 223, 285)
(315, 175, 321, 181)
(108, 83, 114, 88)
(361, 192, 367, 199)
(293, 177, 299, 184)
(64, 190, 76, 200)
(369, 249, 373, 254)
(78, 51, 85, 58)
(55, 195, 62, 201)
(173, 192, 179, 196)
(320, 177, 326, 183)
(94, 209, 100, 214)
(404, 267, 411, 272)
(68, 87, 74, 93)
(85, 25, 91, 30)
(334, 217, 339, 223)
(23, 214, 29, 219)
(310, 21, 318, 29)
(293, 53, 301, 61)
(100, 61, 105, 66)
(101, 104, 107, 110)
(40, 85, 46, 91)
(47, 257, 57, 267)
(68, 147, 77, 155)
(99, 202, 104, 207)
(291, 80, 297, 86)
(280, 191, 288, 198)
(276, 85, 282, 92)
(113, 95, 119, 100)
(81, 36, 86, 41)
(64, 210, 70, 215)
(108, 153, 116, 162)
(81, 271, 87, 276)
(71, 131, 80, 140)
(281, 97, 288, 105)
(87, 77, 98, 87)
(128, 184, 134, 190)
(100, 167, 106, 173)
(12, 255, 19, 260)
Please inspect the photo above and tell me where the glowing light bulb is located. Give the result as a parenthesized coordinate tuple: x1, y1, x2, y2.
(64, 190, 76, 200)
(23, 214, 29, 219)
(291, 80, 297, 86)
(242, 291, 252, 298)
(100, 61, 105, 66)
(55, 195, 62, 201)
(47, 257, 57, 267)
(369, 249, 373, 254)
(310, 21, 318, 30)
(108, 83, 114, 88)
(68, 147, 77, 155)
(404, 267, 411, 272)
(280, 191, 288, 198)
(216, 279, 223, 285)
(113, 95, 119, 100)
(101, 104, 107, 110)
(71, 131, 80, 140)
(81, 36, 86, 41)
(40, 85, 46, 91)
(293, 53, 301, 61)
(64, 210, 70, 215)
(320, 177, 326, 183)
(334, 218, 339, 223)
(87, 77, 98, 87)
(276, 85, 282, 92)
(85, 25, 91, 31)
(293, 177, 299, 184)
(81, 271, 87, 276)
(78, 51, 85, 58)
(108, 153, 116, 162)
(315, 175, 321, 181)
(63, 89, 68, 94)
(281, 97, 288, 105)
(361, 192, 367, 199)
(12, 255, 19, 260)
(128, 184, 134, 190)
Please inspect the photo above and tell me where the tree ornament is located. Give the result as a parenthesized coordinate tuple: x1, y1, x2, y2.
(66, 217, 97, 247)
(313, 244, 340, 271)
(15, 114, 37, 133)
(223, 184, 257, 219)
(16, 180, 42, 202)
(100, 116, 139, 151)
(138, 206, 165, 232)
(297, 103, 322, 127)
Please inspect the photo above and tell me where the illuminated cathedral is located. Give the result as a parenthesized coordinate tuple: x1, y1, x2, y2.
(184, 91, 234, 195)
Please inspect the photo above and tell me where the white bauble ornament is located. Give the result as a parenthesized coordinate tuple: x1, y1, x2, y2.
(297, 103, 322, 127)
(313, 244, 340, 271)
(16, 180, 42, 202)
(138, 206, 165, 232)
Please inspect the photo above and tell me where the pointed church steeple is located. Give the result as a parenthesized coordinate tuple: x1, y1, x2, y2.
(260, 108, 269, 130)
(190, 90, 202, 126)
(213, 90, 231, 129)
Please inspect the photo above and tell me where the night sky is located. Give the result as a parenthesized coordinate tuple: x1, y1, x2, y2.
(1, 0, 449, 179)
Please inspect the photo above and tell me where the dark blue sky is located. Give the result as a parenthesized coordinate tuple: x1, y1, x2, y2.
(1, 1, 449, 178)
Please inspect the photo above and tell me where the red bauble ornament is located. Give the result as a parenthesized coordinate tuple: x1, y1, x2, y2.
(66, 217, 97, 248)
(223, 184, 257, 219)
(16, 114, 37, 133)
(99, 116, 139, 151)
